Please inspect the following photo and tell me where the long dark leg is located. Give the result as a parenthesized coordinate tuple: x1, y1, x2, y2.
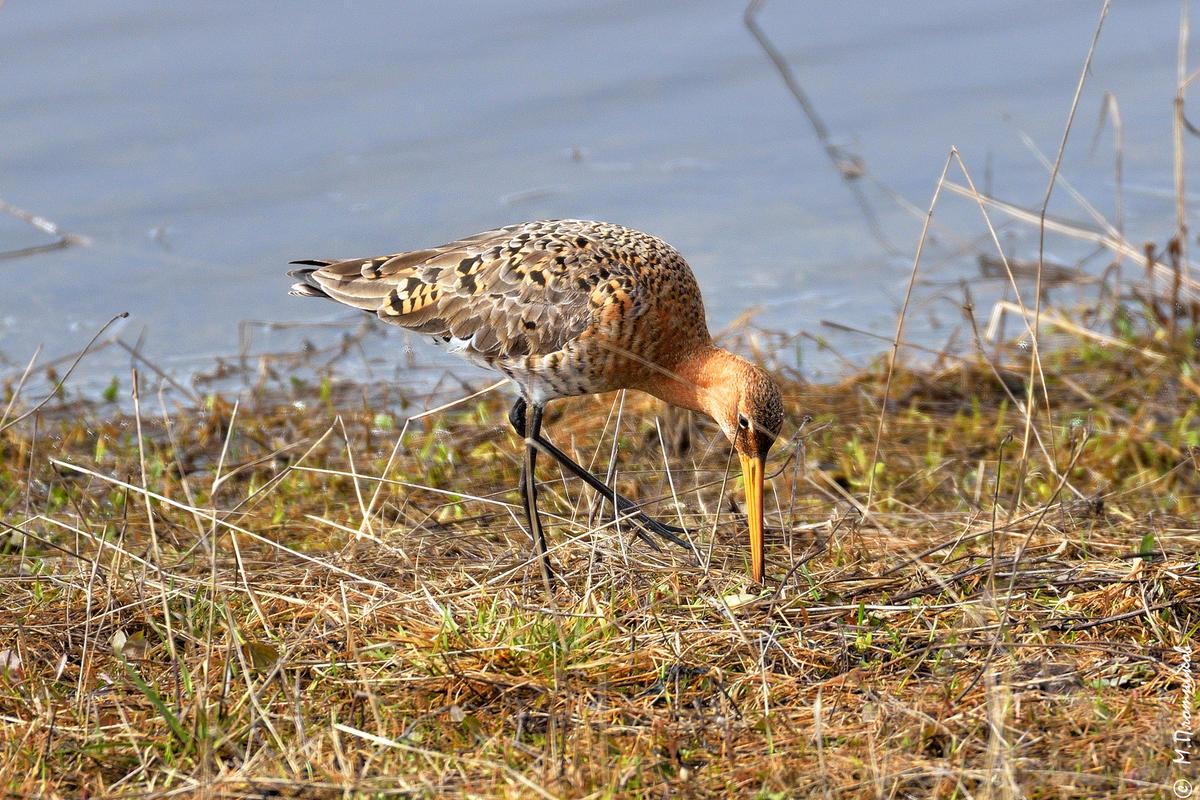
(509, 399, 689, 550)
(519, 400, 556, 588)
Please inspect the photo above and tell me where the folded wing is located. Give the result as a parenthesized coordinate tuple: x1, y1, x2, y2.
(288, 220, 645, 361)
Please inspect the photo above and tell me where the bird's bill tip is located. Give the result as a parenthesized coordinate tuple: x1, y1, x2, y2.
(739, 453, 766, 583)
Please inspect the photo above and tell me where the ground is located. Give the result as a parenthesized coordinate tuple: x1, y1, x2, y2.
(0, 319, 1197, 798)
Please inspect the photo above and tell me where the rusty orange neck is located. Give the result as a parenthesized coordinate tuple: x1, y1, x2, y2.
(641, 345, 749, 422)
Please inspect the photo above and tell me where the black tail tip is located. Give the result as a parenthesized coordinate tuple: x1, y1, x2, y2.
(288, 259, 334, 298)
(289, 281, 328, 299)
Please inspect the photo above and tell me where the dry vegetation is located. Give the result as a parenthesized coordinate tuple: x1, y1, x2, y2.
(0, 295, 1197, 798)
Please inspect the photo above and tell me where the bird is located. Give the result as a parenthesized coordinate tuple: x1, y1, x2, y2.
(288, 219, 784, 583)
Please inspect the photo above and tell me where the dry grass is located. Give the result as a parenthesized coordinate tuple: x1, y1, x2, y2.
(1, 301, 1196, 798)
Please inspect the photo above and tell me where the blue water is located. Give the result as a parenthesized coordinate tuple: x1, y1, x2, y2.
(1, 0, 1191, 394)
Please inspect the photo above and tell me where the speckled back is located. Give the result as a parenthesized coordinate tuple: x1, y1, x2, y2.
(291, 219, 713, 400)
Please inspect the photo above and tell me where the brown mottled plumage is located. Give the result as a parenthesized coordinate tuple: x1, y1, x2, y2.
(289, 219, 783, 583)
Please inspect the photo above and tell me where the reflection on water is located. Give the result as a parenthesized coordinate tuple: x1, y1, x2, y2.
(0, 0, 1190, 394)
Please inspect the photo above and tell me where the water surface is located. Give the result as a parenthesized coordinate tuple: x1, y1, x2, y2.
(1, 1, 1190, 393)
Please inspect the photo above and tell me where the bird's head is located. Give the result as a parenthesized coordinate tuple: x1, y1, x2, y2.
(709, 359, 784, 584)
(646, 347, 786, 583)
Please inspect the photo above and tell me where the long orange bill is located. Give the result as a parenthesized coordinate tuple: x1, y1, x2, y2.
(739, 454, 766, 583)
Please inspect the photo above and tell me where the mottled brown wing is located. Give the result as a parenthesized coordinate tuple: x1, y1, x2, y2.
(290, 220, 645, 360)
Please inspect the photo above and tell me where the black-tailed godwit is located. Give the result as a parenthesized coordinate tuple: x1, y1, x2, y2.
(289, 220, 783, 583)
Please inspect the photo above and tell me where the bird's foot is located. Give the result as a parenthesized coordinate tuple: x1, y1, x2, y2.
(626, 511, 690, 549)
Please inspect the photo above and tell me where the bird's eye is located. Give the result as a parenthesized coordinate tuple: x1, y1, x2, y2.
(738, 414, 750, 430)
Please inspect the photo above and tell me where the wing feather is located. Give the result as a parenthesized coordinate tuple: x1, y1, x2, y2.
(290, 220, 646, 360)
